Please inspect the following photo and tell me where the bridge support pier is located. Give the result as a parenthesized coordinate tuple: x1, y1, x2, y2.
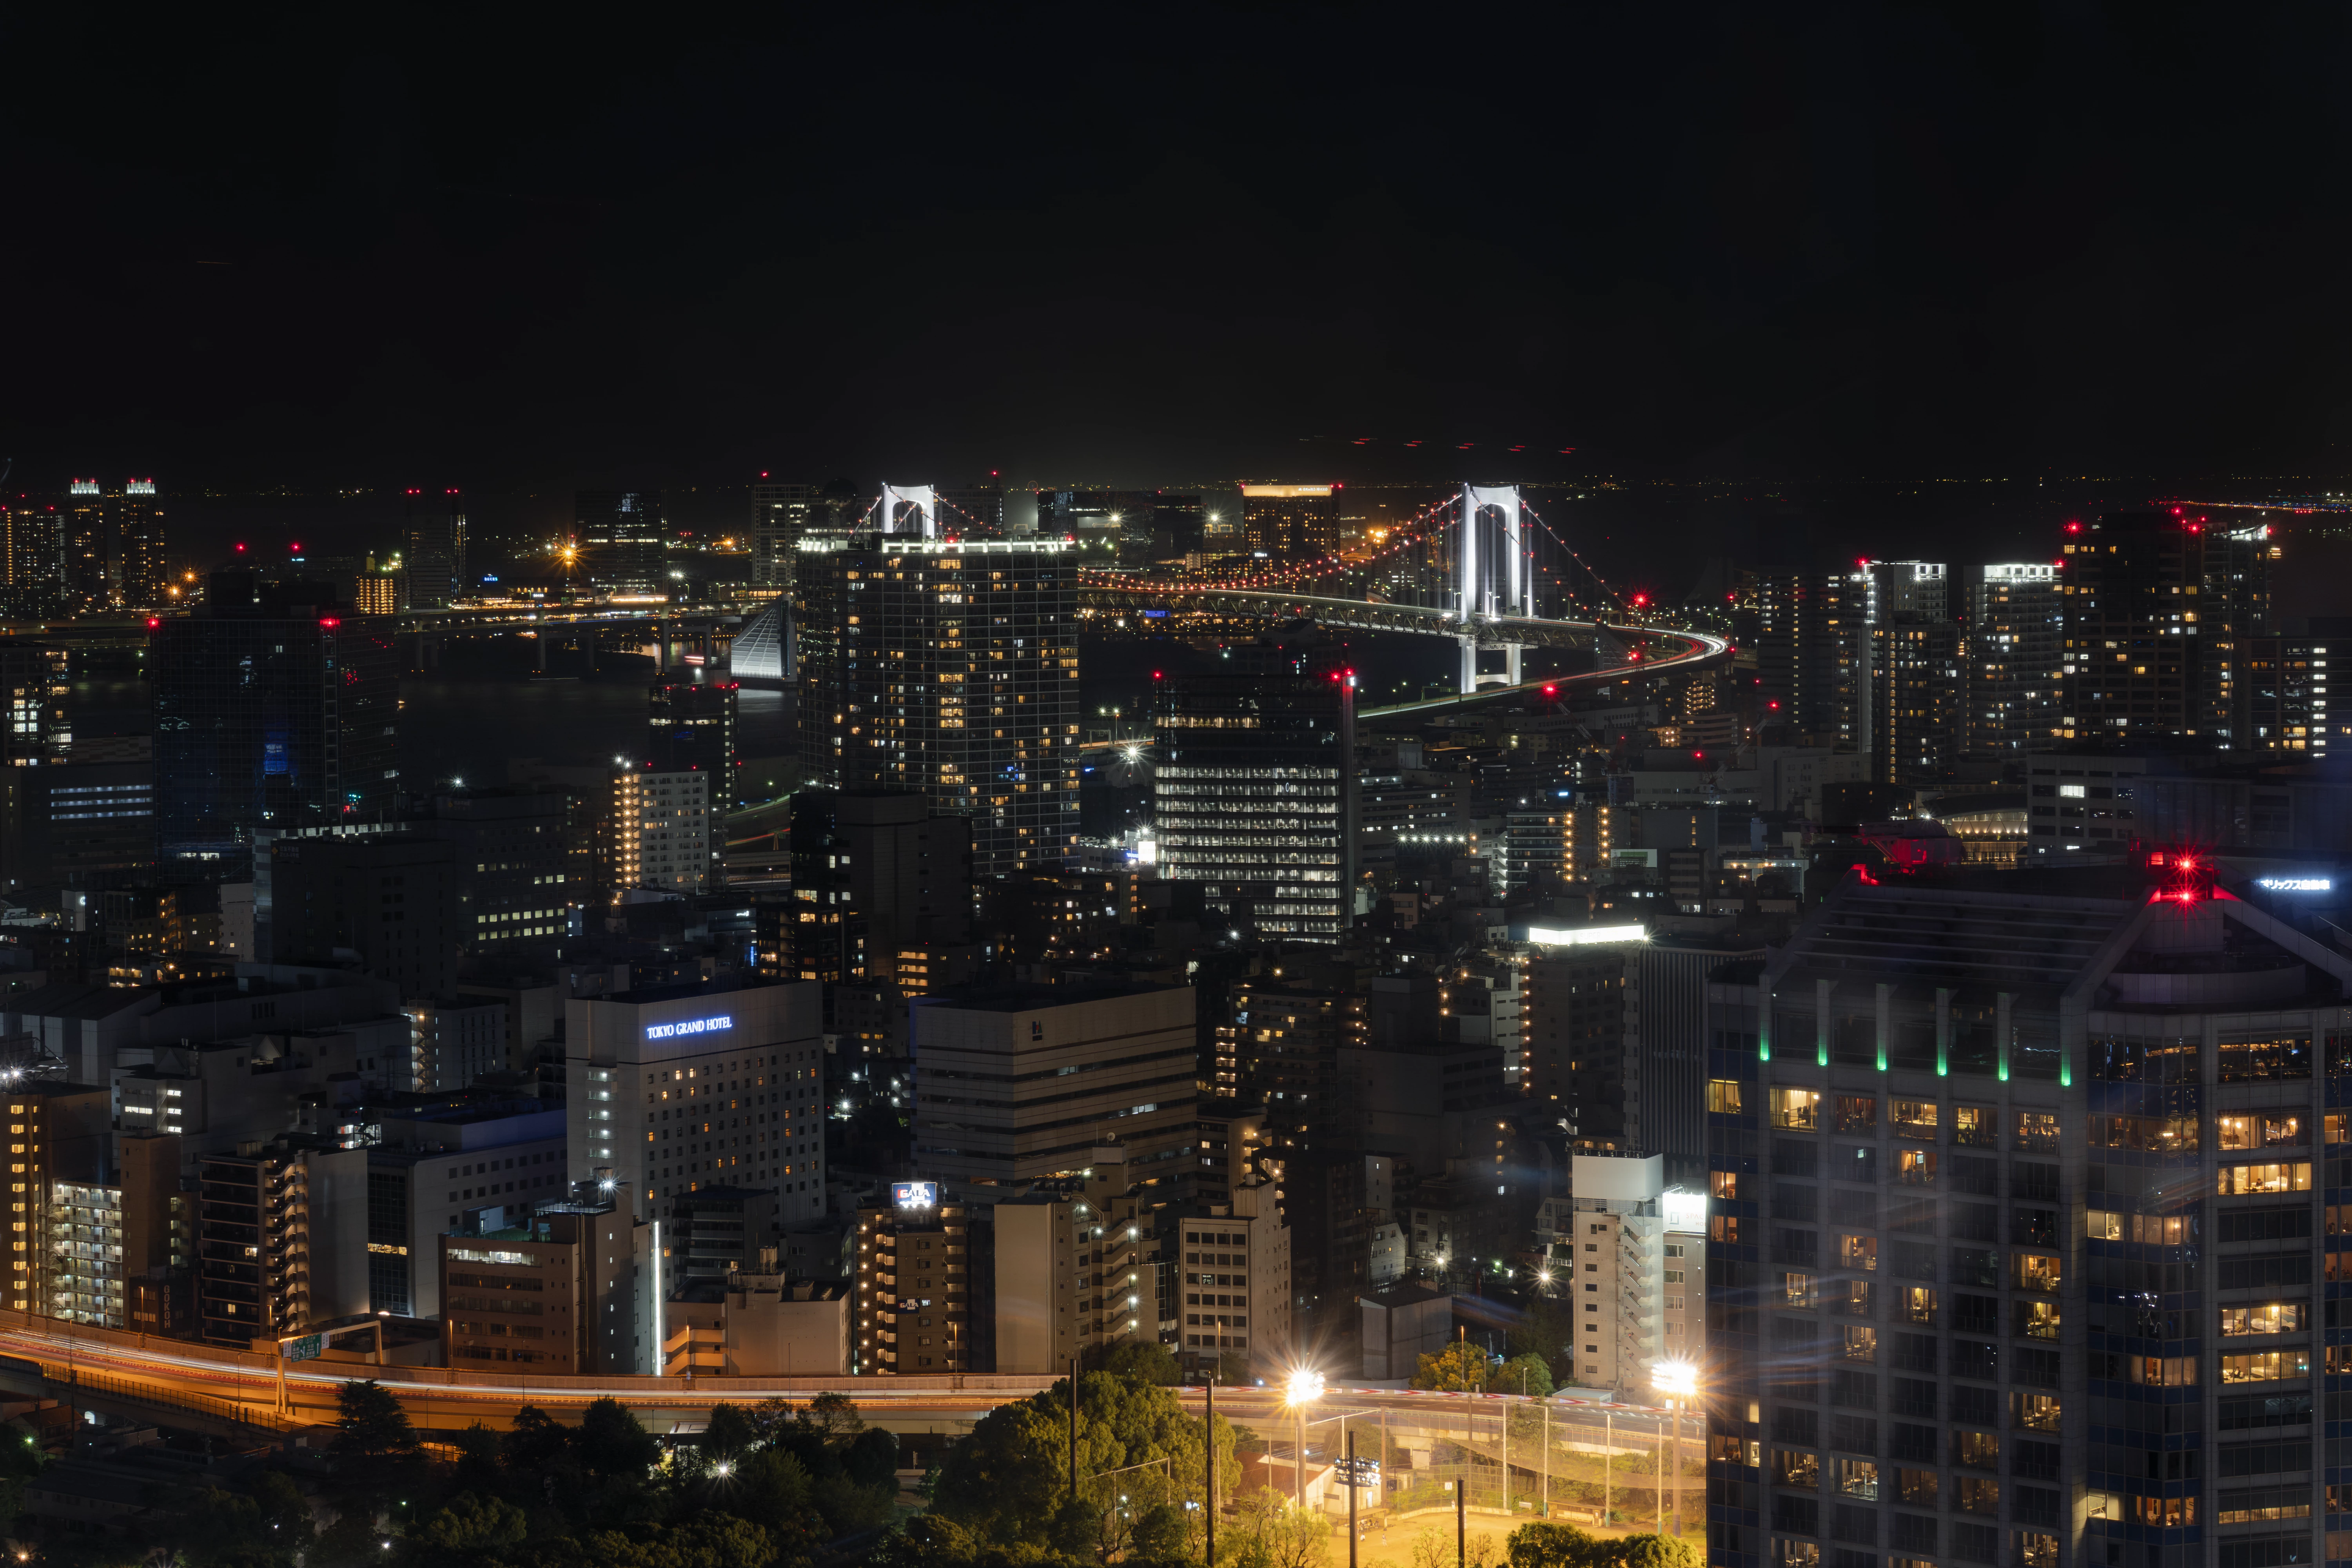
(1457, 636, 1479, 696)
(1504, 644, 1522, 686)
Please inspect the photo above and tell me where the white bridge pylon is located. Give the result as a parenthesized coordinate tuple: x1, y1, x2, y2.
(878, 483, 939, 538)
(1455, 484, 1535, 693)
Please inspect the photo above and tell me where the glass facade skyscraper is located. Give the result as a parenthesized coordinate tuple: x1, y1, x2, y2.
(1152, 630, 1356, 941)
(152, 570, 398, 875)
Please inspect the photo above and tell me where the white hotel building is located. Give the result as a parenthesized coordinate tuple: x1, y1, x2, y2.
(565, 979, 828, 1226)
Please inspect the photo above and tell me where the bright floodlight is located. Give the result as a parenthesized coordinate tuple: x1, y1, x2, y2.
(1285, 1368, 1326, 1406)
(1650, 1358, 1699, 1399)
(1536, 1269, 1553, 1286)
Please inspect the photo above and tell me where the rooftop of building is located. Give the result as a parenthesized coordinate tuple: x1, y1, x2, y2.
(916, 980, 1183, 1013)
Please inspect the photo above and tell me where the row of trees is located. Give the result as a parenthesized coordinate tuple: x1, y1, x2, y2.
(34, 1382, 893, 1568)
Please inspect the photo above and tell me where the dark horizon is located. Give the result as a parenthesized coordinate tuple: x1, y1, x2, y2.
(9, 9, 2352, 503)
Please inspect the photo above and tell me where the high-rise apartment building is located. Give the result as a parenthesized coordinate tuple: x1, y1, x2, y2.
(853, 1187, 985, 1375)
(1240, 484, 1338, 562)
(765, 790, 972, 991)
(562, 978, 827, 1222)
(796, 533, 1079, 879)
(47, 1131, 185, 1330)
(196, 1142, 368, 1346)
(751, 482, 821, 592)
(0, 502, 64, 617)
(1524, 933, 1641, 1122)
(3, 1081, 111, 1315)
(1706, 875, 2352, 1568)
(1154, 632, 1356, 942)
(2060, 512, 2273, 742)
(606, 767, 711, 895)
(647, 675, 738, 812)
(56, 479, 165, 612)
(1218, 973, 1368, 1152)
(151, 571, 399, 876)
(576, 490, 666, 594)
(1867, 619, 1964, 784)
(1560, 1151, 1668, 1391)
(907, 983, 1198, 1185)
(1964, 564, 2063, 755)
(2234, 635, 2341, 756)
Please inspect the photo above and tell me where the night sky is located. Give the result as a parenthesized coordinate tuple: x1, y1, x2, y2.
(8, 6, 2352, 505)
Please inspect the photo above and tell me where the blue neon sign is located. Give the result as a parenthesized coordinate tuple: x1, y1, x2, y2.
(646, 1014, 733, 1040)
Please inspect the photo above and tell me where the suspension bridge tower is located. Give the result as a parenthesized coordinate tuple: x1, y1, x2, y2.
(1454, 483, 1535, 693)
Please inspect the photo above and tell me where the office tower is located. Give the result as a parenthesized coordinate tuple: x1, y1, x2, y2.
(3, 1080, 111, 1314)
(795, 531, 1080, 879)
(1523, 932, 1641, 1117)
(2060, 511, 2274, 742)
(196, 1142, 368, 1345)
(267, 834, 461, 1005)
(1964, 564, 2063, 755)
(1154, 633, 1356, 940)
(1627, 924, 1766, 1184)
(751, 481, 821, 591)
(2236, 635, 2340, 755)
(563, 978, 826, 1220)
(853, 1188, 985, 1375)
(1867, 619, 1964, 784)
(0, 501, 64, 617)
(440, 1189, 655, 1373)
(1705, 875, 2352, 1568)
(402, 487, 468, 608)
(1149, 493, 1205, 561)
(768, 790, 972, 991)
(151, 570, 398, 876)
(432, 785, 577, 954)
(1240, 484, 1338, 561)
(363, 1095, 568, 1316)
(906, 983, 1198, 1184)
(606, 766, 712, 894)
(575, 490, 666, 594)
(648, 674, 738, 811)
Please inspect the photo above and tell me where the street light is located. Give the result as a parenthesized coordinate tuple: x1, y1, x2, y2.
(1650, 1358, 1698, 1541)
(1285, 1367, 1325, 1509)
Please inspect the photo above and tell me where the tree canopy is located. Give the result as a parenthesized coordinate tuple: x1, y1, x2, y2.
(1411, 1339, 1495, 1392)
(929, 1368, 1242, 1553)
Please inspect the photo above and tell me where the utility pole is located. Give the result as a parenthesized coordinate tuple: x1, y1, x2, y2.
(1602, 1410, 1610, 1527)
(1069, 1357, 1080, 1506)
(1455, 1470, 1465, 1568)
(1347, 1431, 1358, 1568)
(1205, 1377, 1216, 1568)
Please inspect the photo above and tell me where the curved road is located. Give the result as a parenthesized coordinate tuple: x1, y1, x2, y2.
(3, 1321, 1686, 1446)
